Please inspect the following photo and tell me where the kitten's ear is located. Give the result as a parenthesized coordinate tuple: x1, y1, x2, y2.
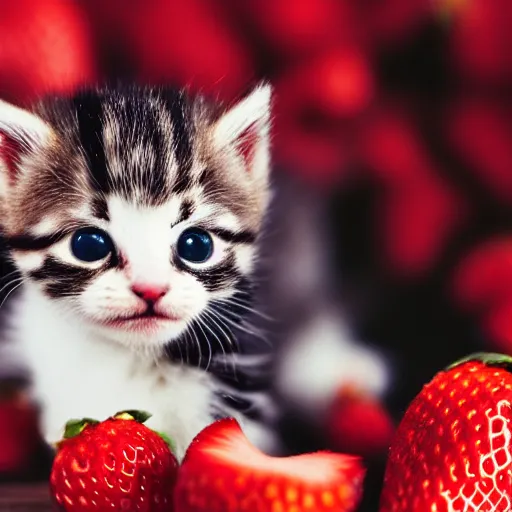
(0, 99, 52, 195)
(212, 83, 271, 180)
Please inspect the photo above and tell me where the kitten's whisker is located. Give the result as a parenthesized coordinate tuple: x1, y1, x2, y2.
(183, 329, 191, 366)
(0, 270, 22, 285)
(202, 308, 235, 349)
(213, 297, 274, 322)
(201, 310, 233, 352)
(0, 277, 25, 298)
(201, 310, 236, 377)
(222, 288, 256, 302)
(0, 272, 24, 283)
(0, 282, 23, 311)
(197, 314, 227, 360)
(189, 322, 204, 370)
(0, 278, 25, 307)
(203, 309, 236, 350)
(208, 308, 272, 348)
(194, 318, 213, 372)
(207, 319, 238, 374)
(176, 338, 185, 366)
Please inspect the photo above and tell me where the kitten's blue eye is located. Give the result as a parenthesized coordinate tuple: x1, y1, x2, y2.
(71, 228, 114, 263)
(177, 228, 213, 263)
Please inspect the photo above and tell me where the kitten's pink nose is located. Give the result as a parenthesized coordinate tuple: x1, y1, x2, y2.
(131, 284, 169, 302)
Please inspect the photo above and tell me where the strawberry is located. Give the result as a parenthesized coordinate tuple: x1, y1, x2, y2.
(0, 0, 96, 107)
(174, 417, 365, 512)
(325, 387, 395, 458)
(223, 0, 358, 60)
(378, 179, 465, 277)
(0, 385, 41, 476)
(277, 48, 374, 119)
(359, 107, 466, 276)
(50, 411, 178, 512)
(446, 99, 512, 206)
(360, 0, 431, 49)
(85, 0, 254, 103)
(483, 300, 512, 354)
(379, 352, 512, 512)
(448, 0, 512, 86)
(452, 238, 512, 313)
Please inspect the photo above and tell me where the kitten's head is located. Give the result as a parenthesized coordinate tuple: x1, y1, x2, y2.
(0, 84, 271, 353)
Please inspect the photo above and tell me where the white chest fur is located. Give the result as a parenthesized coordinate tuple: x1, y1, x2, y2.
(11, 286, 216, 460)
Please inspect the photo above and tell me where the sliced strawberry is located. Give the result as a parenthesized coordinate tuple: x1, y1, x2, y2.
(174, 418, 365, 512)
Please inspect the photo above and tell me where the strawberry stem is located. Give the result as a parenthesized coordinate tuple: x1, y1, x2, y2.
(114, 410, 152, 423)
(446, 352, 512, 371)
(63, 418, 99, 439)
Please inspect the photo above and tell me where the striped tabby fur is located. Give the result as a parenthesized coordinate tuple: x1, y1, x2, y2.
(0, 84, 279, 458)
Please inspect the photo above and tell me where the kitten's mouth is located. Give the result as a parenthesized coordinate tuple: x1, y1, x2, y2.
(105, 308, 180, 329)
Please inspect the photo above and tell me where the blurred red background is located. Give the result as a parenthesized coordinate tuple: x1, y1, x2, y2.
(1, 0, 512, 509)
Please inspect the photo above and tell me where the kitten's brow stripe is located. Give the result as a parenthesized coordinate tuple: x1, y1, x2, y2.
(209, 228, 256, 245)
(162, 89, 194, 194)
(5, 231, 69, 251)
(174, 199, 194, 226)
(73, 92, 110, 195)
(91, 196, 109, 221)
(174, 253, 241, 292)
(29, 256, 98, 298)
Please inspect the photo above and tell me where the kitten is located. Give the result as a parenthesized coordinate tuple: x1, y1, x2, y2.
(0, 83, 278, 460)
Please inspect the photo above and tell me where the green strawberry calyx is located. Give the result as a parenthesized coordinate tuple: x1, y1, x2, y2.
(114, 410, 176, 454)
(63, 417, 100, 439)
(446, 352, 512, 371)
(62, 411, 176, 454)
(154, 430, 177, 454)
(114, 410, 152, 423)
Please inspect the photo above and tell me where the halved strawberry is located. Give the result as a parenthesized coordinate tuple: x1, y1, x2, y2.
(174, 418, 365, 512)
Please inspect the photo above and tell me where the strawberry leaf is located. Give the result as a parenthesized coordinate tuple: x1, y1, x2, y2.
(114, 410, 152, 423)
(154, 430, 177, 454)
(63, 418, 99, 439)
(446, 352, 512, 371)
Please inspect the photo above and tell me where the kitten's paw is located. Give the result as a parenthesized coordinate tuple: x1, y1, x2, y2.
(276, 310, 391, 416)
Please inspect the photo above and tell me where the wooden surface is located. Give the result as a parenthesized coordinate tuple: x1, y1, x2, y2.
(0, 484, 52, 511)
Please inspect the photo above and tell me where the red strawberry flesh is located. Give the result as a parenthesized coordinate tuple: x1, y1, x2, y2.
(175, 418, 365, 512)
